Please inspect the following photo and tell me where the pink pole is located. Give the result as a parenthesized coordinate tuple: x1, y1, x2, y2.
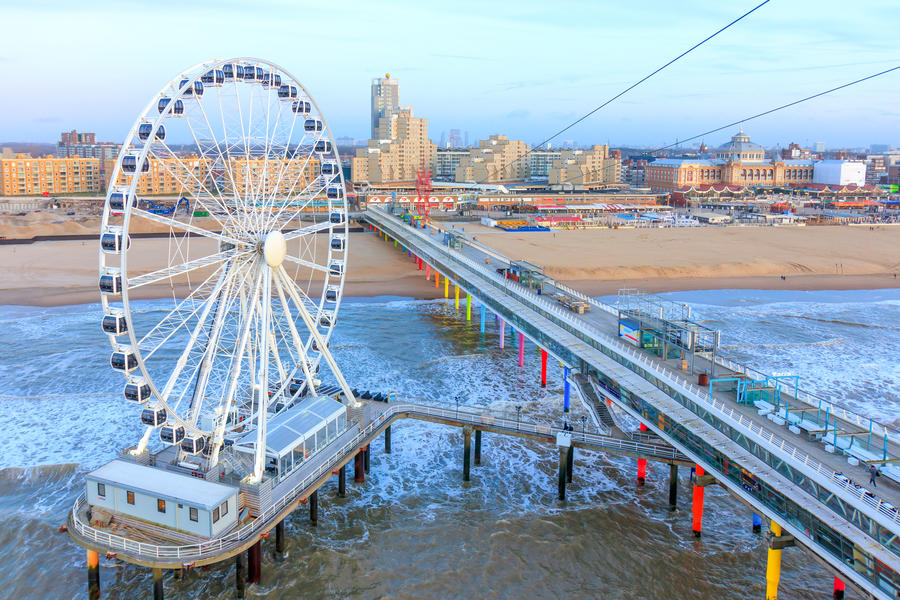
(518, 333, 525, 367)
(499, 319, 505, 349)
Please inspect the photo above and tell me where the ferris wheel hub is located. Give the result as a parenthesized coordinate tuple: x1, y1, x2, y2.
(263, 230, 287, 267)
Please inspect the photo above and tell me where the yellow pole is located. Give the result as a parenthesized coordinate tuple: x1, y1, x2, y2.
(766, 520, 783, 600)
(455, 285, 460, 309)
(444, 277, 449, 298)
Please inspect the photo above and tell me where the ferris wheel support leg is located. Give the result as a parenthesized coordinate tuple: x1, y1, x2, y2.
(276, 267, 359, 408)
(135, 426, 154, 455)
(251, 267, 273, 483)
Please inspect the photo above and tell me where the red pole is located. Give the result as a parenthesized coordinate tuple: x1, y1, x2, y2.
(833, 577, 845, 600)
(540, 349, 548, 387)
(692, 465, 705, 537)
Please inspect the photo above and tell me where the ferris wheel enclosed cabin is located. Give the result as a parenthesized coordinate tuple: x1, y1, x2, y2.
(85, 460, 239, 539)
(233, 396, 348, 484)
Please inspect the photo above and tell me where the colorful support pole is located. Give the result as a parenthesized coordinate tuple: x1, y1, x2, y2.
(753, 513, 763, 533)
(637, 423, 648, 485)
(518, 333, 525, 367)
(435, 272, 440, 288)
(668, 464, 678, 510)
(833, 577, 845, 600)
(462, 426, 472, 482)
(466, 293, 472, 321)
(499, 319, 505, 349)
(455, 285, 460, 309)
(248, 540, 261, 584)
(87, 549, 100, 600)
(540, 349, 548, 387)
(563, 366, 570, 412)
(426, 264, 431, 279)
(417, 257, 422, 271)
(338, 465, 346, 497)
(444, 277, 449, 298)
(766, 520, 783, 600)
(480, 305, 486, 334)
(692, 465, 705, 537)
(153, 567, 164, 600)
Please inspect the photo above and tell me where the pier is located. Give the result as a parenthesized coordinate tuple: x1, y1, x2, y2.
(364, 206, 900, 600)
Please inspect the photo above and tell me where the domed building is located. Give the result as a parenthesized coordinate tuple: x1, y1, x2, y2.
(645, 130, 816, 192)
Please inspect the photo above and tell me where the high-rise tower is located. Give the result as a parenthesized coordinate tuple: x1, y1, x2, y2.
(370, 75, 399, 138)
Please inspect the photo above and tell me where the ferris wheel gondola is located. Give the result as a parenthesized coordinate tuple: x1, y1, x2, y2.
(99, 58, 357, 483)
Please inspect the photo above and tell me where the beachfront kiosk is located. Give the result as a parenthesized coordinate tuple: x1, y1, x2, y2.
(85, 460, 239, 539)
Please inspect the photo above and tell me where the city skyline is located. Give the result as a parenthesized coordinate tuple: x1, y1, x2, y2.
(2, 0, 899, 149)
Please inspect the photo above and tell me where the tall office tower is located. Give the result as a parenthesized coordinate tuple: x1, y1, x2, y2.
(371, 75, 400, 139)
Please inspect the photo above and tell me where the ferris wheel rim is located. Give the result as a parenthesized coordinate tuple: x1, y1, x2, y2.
(99, 57, 350, 444)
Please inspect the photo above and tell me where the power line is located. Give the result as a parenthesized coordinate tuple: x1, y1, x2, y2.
(559, 63, 900, 187)
(476, 0, 773, 184)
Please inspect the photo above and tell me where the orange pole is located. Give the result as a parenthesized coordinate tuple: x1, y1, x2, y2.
(87, 549, 100, 599)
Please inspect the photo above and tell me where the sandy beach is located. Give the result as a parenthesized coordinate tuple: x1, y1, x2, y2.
(0, 220, 898, 306)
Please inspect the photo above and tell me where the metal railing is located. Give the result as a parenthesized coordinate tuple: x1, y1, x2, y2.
(369, 209, 900, 530)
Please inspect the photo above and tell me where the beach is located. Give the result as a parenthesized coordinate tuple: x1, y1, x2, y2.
(0, 220, 898, 306)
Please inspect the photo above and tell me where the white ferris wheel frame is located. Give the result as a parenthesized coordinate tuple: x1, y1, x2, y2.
(98, 57, 355, 482)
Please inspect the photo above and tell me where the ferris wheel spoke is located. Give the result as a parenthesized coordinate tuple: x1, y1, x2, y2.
(282, 254, 329, 273)
(281, 219, 332, 242)
(131, 208, 245, 247)
(137, 265, 228, 355)
(273, 270, 318, 397)
(275, 266, 357, 406)
(127, 247, 251, 289)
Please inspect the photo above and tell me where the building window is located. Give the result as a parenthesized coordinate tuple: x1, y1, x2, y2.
(189, 507, 198, 522)
(212, 507, 220, 523)
(127, 491, 135, 505)
(97, 483, 106, 498)
(220, 501, 228, 516)
(158, 499, 166, 513)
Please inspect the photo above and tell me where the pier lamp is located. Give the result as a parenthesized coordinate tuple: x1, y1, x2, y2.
(516, 405, 522, 430)
(580, 415, 587, 439)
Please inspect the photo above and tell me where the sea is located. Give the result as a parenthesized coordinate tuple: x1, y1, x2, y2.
(0, 288, 897, 599)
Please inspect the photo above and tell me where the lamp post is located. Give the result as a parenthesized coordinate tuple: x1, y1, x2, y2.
(455, 395, 460, 419)
(580, 415, 587, 440)
(516, 405, 522, 431)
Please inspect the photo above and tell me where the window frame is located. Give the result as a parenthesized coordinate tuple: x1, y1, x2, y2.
(212, 507, 220, 523)
(189, 507, 198, 522)
(126, 490, 135, 505)
(97, 482, 106, 498)
(157, 498, 166, 513)
(220, 500, 228, 516)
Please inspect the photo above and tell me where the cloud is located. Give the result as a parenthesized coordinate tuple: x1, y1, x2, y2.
(506, 109, 530, 119)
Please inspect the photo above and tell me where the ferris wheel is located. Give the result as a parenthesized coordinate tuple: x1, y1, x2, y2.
(99, 58, 356, 483)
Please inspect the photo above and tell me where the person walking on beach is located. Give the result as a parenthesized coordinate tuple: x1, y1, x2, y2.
(870, 465, 879, 488)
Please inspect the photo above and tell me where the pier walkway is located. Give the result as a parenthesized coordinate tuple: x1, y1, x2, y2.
(365, 207, 900, 599)
(68, 400, 684, 568)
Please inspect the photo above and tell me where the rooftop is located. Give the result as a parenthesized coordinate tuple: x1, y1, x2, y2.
(87, 460, 237, 510)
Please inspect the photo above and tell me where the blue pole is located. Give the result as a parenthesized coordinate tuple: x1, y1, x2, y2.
(563, 366, 570, 413)
(480, 305, 486, 334)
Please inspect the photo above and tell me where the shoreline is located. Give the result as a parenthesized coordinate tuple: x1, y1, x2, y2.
(2, 273, 897, 308)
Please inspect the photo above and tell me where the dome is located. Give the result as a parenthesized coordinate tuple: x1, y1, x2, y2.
(716, 130, 765, 162)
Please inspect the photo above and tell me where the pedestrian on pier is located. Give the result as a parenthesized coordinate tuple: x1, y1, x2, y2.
(870, 465, 879, 488)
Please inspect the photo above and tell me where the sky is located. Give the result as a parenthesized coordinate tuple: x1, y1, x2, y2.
(1, 0, 898, 149)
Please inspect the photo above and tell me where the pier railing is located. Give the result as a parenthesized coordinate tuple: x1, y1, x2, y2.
(69, 402, 681, 562)
(423, 214, 897, 443)
(369, 209, 900, 531)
